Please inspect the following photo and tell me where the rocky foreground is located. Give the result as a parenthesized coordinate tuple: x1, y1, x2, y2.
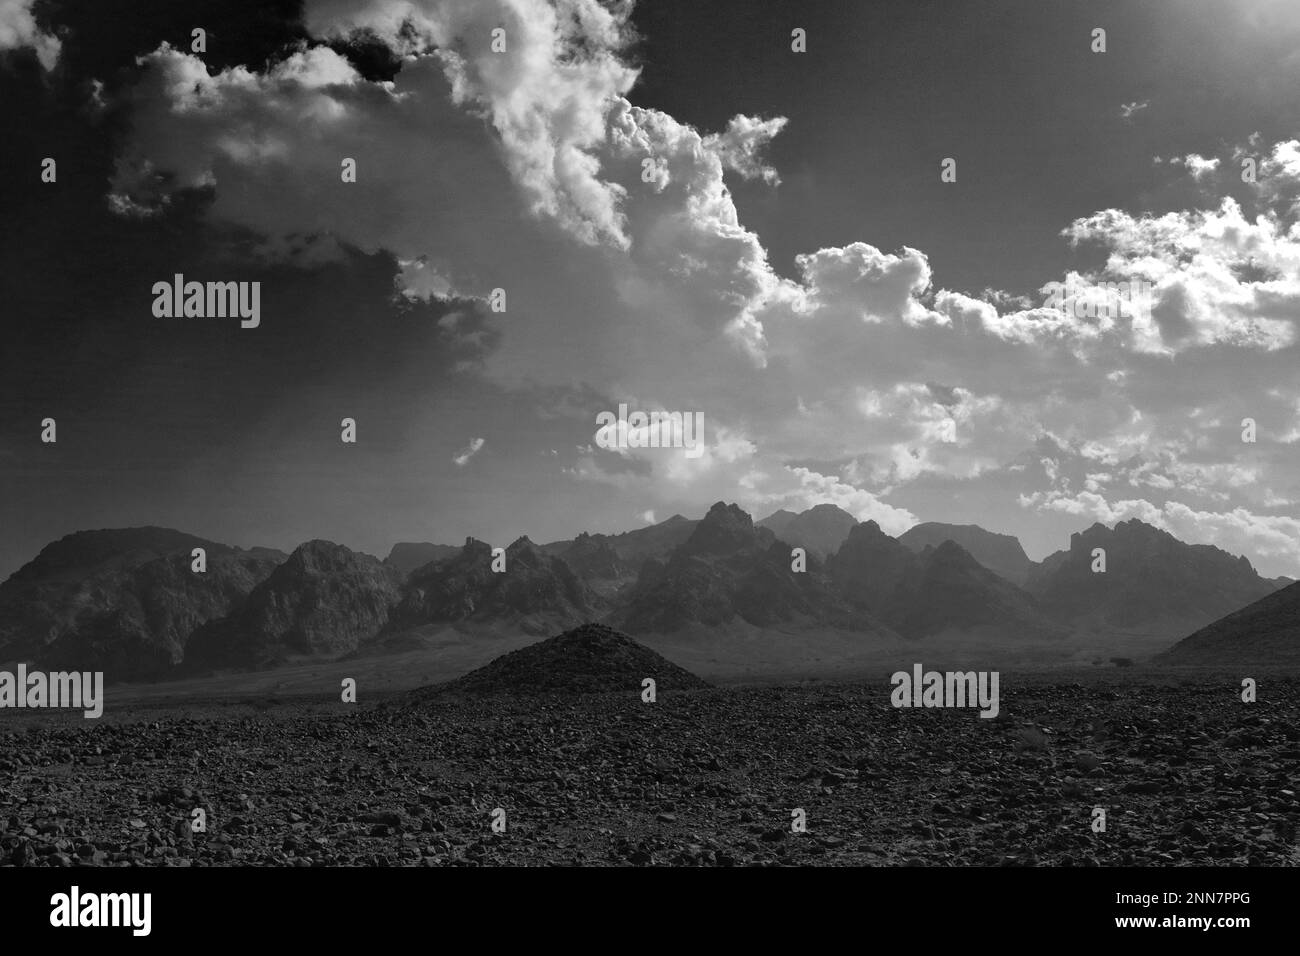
(1, 674, 1298, 867)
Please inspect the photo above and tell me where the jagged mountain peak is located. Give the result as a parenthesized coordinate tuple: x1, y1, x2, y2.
(616, 503, 882, 635)
(282, 539, 379, 573)
(1028, 519, 1278, 638)
(682, 501, 759, 555)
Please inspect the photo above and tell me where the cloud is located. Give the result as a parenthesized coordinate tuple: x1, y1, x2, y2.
(1119, 100, 1149, 121)
(1059, 197, 1300, 353)
(0, 0, 60, 69)
(305, 0, 639, 248)
(1252, 138, 1300, 216)
(703, 114, 788, 185)
(453, 436, 485, 466)
(98, 5, 1300, 573)
(1019, 489, 1165, 525)
(110, 44, 380, 215)
(1020, 488, 1300, 570)
(776, 466, 917, 535)
(795, 243, 941, 328)
(1169, 153, 1221, 181)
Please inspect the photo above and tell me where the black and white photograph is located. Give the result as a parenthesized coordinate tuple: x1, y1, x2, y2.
(1, 0, 1296, 937)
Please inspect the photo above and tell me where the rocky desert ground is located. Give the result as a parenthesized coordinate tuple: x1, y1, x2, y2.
(3, 662, 1297, 867)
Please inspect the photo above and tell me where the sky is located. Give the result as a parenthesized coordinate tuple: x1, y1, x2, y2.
(3, 0, 1300, 579)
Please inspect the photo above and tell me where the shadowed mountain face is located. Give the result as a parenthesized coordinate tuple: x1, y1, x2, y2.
(557, 532, 631, 600)
(615, 502, 884, 635)
(0, 528, 286, 681)
(756, 509, 798, 539)
(185, 540, 401, 672)
(560, 533, 627, 576)
(384, 542, 461, 579)
(757, 504, 858, 558)
(432, 622, 709, 696)
(390, 536, 598, 636)
(826, 520, 914, 610)
(1025, 519, 1279, 638)
(827, 522, 1062, 640)
(897, 522, 1033, 586)
(540, 514, 698, 570)
(1158, 580, 1300, 664)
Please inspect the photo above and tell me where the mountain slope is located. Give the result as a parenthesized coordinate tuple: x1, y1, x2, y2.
(431, 622, 709, 696)
(384, 542, 461, 579)
(757, 504, 858, 558)
(1156, 580, 1300, 664)
(755, 509, 798, 540)
(827, 521, 1063, 640)
(540, 514, 698, 568)
(615, 502, 884, 635)
(0, 527, 286, 680)
(555, 532, 632, 600)
(389, 536, 599, 636)
(898, 522, 1033, 585)
(1025, 519, 1278, 638)
(184, 540, 401, 671)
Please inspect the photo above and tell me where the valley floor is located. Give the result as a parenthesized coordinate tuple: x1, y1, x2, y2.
(1, 672, 1297, 866)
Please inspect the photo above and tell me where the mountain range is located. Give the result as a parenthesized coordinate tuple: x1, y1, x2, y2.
(757, 504, 859, 559)
(389, 536, 597, 637)
(384, 542, 462, 579)
(614, 502, 880, 634)
(183, 540, 402, 672)
(897, 522, 1034, 586)
(826, 521, 1063, 640)
(1023, 519, 1278, 638)
(0, 505, 1292, 681)
(0, 528, 286, 681)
